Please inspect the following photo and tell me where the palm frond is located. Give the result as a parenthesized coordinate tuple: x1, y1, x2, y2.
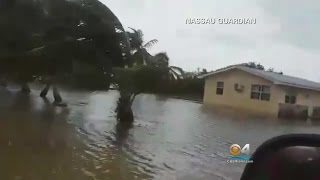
(143, 39, 158, 49)
(152, 52, 169, 67)
(128, 27, 144, 40)
(170, 66, 185, 77)
(168, 73, 176, 80)
(169, 68, 181, 80)
(127, 27, 144, 50)
(128, 27, 139, 34)
(137, 29, 144, 38)
(154, 52, 169, 61)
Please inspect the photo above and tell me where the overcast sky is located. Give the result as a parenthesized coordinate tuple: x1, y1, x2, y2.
(102, 0, 320, 82)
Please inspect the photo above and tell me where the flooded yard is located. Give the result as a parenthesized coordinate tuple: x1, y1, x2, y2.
(1, 86, 320, 180)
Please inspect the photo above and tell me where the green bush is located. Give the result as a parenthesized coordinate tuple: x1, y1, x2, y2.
(112, 66, 204, 96)
(156, 78, 204, 96)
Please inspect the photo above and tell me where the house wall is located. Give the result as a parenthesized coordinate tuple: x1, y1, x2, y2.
(280, 86, 320, 118)
(203, 69, 285, 116)
(280, 86, 320, 107)
(203, 69, 320, 117)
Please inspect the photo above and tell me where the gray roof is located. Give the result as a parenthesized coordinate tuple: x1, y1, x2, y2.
(199, 65, 320, 91)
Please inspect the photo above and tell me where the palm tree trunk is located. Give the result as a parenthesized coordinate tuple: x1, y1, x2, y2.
(116, 92, 134, 122)
(40, 83, 51, 98)
(52, 85, 62, 103)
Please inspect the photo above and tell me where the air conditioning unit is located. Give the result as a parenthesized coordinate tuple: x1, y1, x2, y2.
(234, 83, 244, 92)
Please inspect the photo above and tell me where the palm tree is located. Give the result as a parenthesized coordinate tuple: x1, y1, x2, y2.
(0, 0, 129, 103)
(114, 28, 185, 123)
(126, 27, 158, 65)
(152, 52, 185, 80)
(124, 28, 184, 78)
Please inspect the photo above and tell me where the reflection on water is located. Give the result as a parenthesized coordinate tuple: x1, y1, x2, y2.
(1, 87, 320, 180)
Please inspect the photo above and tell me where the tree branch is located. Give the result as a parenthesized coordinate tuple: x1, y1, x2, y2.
(130, 92, 140, 106)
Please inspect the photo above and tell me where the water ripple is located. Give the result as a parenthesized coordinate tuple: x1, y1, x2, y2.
(2, 89, 320, 180)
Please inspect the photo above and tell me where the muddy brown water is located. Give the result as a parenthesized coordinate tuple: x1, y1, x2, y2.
(0, 85, 320, 180)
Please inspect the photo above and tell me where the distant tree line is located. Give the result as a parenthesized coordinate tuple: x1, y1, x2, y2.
(215, 62, 284, 75)
(241, 62, 283, 74)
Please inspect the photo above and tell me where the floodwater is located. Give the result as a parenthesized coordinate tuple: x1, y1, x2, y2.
(1, 86, 320, 180)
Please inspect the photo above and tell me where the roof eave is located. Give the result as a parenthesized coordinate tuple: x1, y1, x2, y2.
(198, 65, 320, 92)
(197, 66, 238, 79)
(274, 82, 320, 92)
(198, 74, 211, 79)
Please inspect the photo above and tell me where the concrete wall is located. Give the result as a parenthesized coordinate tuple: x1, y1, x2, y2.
(203, 69, 284, 116)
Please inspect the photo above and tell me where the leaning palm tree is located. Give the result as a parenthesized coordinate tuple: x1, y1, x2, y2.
(0, 0, 130, 105)
(126, 27, 158, 65)
(152, 52, 185, 80)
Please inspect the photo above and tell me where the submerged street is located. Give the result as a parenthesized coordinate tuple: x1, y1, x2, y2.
(1, 86, 320, 180)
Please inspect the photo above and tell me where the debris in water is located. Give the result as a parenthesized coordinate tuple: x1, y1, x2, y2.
(78, 101, 88, 106)
(163, 163, 175, 170)
(103, 169, 110, 173)
(81, 168, 96, 178)
(209, 153, 217, 158)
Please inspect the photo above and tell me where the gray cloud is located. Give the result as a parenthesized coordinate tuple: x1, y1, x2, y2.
(103, 0, 320, 82)
(258, 0, 320, 50)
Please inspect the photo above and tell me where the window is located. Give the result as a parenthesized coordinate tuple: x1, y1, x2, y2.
(285, 95, 296, 104)
(216, 81, 224, 95)
(250, 85, 271, 101)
